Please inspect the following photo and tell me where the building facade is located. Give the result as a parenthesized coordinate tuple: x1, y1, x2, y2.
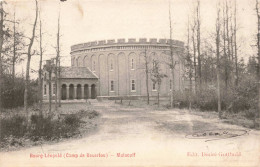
(43, 38, 186, 100)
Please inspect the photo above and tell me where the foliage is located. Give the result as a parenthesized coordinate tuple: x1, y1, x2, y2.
(0, 115, 27, 140)
(30, 114, 80, 140)
(1, 74, 38, 109)
(0, 105, 100, 150)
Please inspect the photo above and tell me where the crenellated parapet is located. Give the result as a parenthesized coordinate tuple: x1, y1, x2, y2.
(71, 38, 184, 52)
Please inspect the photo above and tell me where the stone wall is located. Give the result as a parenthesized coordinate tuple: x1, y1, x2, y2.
(70, 38, 186, 97)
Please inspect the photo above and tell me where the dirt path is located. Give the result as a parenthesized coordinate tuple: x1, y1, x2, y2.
(1, 101, 259, 166)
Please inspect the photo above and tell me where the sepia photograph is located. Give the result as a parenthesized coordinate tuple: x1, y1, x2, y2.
(0, 0, 259, 166)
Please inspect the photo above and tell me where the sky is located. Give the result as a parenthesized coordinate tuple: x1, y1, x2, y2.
(4, 0, 258, 78)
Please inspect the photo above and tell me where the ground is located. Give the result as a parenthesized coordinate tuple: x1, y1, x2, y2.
(0, 100, 259, 167)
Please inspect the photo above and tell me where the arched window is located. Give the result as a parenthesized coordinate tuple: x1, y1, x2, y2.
(72, 57, 75, 66)
(131, 59, 134, 69)
(44, 84, 46, 95)
(131, 80, 135, 91)
(152, 82, 156, 90)
(152, 59, 155, 70)
(110, 60, 113, 71)
(53, 84, 56, 95)
(93, 61, 96, 71)
(76, 58, 79, 67)
(110, 80, 114, 91)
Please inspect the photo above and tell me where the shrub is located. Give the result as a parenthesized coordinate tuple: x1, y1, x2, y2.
(30, 114, 81, 140)
(244, 109, 257, 120)
(0, 115, 27, 140)
(30, 115, 58, 140)
(64, 114, 80, 127)
(1, 75, 38, 109)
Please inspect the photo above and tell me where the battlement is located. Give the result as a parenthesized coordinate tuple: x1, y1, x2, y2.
(71, 38, 184, 52)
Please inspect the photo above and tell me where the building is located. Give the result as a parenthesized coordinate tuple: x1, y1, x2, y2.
(42, 38, 186, 101)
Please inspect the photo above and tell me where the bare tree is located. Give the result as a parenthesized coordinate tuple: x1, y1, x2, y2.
(191, 15, 197, 94)
(168, 1, 176, 107)
(54, 10, 60, 111)
(234, 0, 239, 86)
(187, 16, 193, 110)
(38, 10, 43, 113)
(12, 10, 16, 81)
(226, 0, 231, 61)
(24, 0, 38, 120)
(151, 60, 167, 106)
(216, 1, 222, 118)
(144, 47, 150, 104)
(0, 1, 4, 110)
(196, 0, 202, 91)
(222, 0, 228, 90)
(256, 0, 260, 125)
(48, 61, 53, 113)
(11, 9, 25, 82)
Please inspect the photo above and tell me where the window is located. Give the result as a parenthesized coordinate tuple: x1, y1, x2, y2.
(131, 59, 134, 69)
(131, 80, 135, 91)
(152, 59, 155, 69)
(152, 82, 156, 90)
(170, 80, 172, 90)
(44, 84, 46, 95)
(110, 80, 114, 91)
(53, 84, 56, 95)
(110, 60, 113, 71)
(93, 61, 95, 71)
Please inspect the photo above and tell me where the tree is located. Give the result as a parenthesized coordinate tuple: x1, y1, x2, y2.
(0, 1, 11, 110)
(196, 0, 202, 91)
(47, 60, 53, 113)
(144, 47, 150, 104)
(151, 59, 167, 106)
(55, 5, 62, 110)
(11, 9, 25, 82)
(191, 13, 197, 94)
(186, 15, 193, 110)
(216, 1, 222, 118)
(168, 1, 177, 107)
(234, 0, 239, 86)
(0, 1, 4, 110)
(38, 10, 43, 113)
(256, 0, 260, 124)
(24, 0, 38, 120)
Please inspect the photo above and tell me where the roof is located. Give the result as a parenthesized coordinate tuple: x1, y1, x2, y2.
(60, 67, 98, 79)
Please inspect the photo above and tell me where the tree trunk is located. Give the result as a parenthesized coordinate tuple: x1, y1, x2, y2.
(0, 1, 3, 110)
(196, 0, 202, 92)
(169, 2, 175, 107)
(12, 11, 16, 82)
(216, 4, 222, 118)
(48, 69, 52, 113)
(234, 0, 239, 86)
(157, 90, 160, 107)
(256, 0, 260, 126)
(24, 0, 38, 123)
(223, 1, 228, 91)
(187, 16, 192, 110)
(192, 24, 197, 94)
(144, 48, 150, 105)
(55, 10, 60, 111)
(38, 12, 43, 113)
(226, 0, 231, 61)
